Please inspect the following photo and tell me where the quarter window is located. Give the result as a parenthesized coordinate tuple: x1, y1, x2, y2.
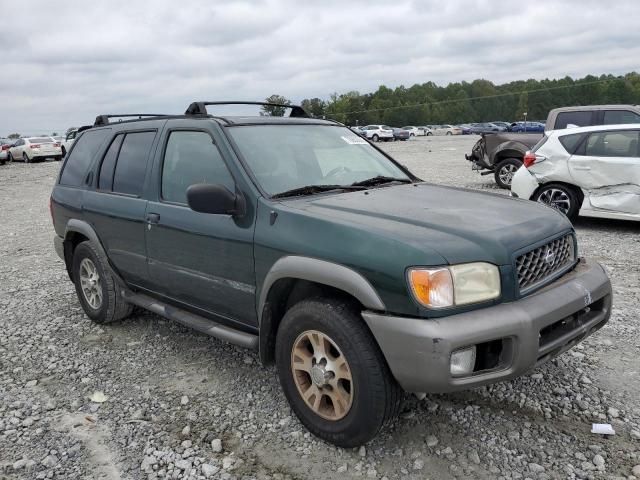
(112, 131, 156, 196)
(59, 128, 111, 187)
(585, 131, 639, 157)
(603, 110, 640, 125)
(98, 134, 124, 191)
(161, 131, 235, 204)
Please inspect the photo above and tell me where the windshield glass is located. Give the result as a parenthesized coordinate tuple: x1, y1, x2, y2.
(227, 125, 411, 196)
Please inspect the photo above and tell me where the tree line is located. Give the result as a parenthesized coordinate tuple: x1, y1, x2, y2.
(264, 72, 640, 126)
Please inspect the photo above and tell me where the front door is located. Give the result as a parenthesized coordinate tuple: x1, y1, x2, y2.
(569, 129, 640, 215)
(144, 128, 257, 327)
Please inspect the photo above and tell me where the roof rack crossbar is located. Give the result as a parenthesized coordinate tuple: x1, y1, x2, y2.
(184, 101, 308, 118)
(94, 114, 169, 126)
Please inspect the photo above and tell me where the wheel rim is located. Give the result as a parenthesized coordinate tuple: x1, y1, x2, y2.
(537, 188, 571, 215)
(79, 258, 103, 309)
(291, 330, 353, 421)
(498, 163, 518, 185)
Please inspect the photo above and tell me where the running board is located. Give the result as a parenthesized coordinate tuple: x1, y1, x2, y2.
(122, 291, 258, 350)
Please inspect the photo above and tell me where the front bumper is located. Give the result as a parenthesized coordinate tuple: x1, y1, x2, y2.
(362, 258, 611, 393)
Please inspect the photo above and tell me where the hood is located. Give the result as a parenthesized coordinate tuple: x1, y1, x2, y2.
(285, 182, 572, 266)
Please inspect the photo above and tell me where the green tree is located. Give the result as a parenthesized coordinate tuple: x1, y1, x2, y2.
(261, 94, 291, 116)
(300, 98, 326, 117)
(7, 133, 20, 139)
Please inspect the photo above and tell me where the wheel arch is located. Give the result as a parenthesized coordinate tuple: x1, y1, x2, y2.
(257, 256, 386, 365)
(490, 142, 529, 165)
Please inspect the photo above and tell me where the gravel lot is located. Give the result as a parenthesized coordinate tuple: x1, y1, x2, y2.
(1, 136, 639, 480)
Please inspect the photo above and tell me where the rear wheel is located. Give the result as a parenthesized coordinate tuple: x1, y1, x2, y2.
(371, 134, 379, 142)
(446, 131, 452, 136)
(72, 241, 133, 324)
(23, 153, 30, 163)
(533, 184, 580, 221)
(7, 152, 13, 163)
(427, 132, 433, 136)
(494, 158, 522, 189)
(61, 147, 66, 157)
(276, 298, 402, 447)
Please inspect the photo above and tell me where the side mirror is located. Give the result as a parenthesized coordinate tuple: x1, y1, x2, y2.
(186, 184, 245, 216)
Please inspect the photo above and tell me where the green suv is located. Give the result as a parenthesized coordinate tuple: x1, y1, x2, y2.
(51, 101, 612, 447)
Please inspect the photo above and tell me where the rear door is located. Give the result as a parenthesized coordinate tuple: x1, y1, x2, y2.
(83, 128, 160, 286)
(569, 129, 640, 214)
(144, 122, 257, 326)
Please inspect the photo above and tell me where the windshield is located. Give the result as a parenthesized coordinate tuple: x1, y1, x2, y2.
(227, 125, 411, 196)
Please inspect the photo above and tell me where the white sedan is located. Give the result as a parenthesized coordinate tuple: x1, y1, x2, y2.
(432, 124, 462, 136)
(511, 124, 639, 222)
(401, 126, 424, 137)
(8, 137, 63, 163)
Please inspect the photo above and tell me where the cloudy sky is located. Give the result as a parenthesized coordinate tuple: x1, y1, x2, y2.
(1, 0, 638, 135)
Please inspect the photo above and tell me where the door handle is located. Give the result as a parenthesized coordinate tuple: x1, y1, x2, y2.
(146, 213, 160, 224)
(573, 166, 591, 171)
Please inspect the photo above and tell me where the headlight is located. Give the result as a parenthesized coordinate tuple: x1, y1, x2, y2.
(408, 262, 501, 308)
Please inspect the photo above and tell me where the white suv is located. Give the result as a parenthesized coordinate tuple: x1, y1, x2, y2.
(362, 125, 394, 142)
(511, 124, 639, 222)
(401, 126, 424, 137)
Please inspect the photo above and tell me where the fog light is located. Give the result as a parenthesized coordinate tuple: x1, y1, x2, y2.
(450, 346, 476, 376)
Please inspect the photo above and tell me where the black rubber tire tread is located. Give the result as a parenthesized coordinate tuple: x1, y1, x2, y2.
(532, 183, 580, 221)
(72, 241, 133, 324)
(275, 297, 402, 447)
(493, 157, 522, 189)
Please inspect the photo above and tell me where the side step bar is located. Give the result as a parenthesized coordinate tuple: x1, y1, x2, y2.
(122, 291, 258, 350)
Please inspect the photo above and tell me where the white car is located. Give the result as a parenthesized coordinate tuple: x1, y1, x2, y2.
(0, 138, 11, 164)
(511, 124, 639, 222)
(61, 129, 78, 157)
(7, 137, 63, 163)
(361, 125, 394, 142)
(401, 126, 424, 137)
(418, 126, 433, 136)
(432, 124, 462, 136)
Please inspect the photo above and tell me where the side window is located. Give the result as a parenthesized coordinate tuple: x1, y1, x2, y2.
(112, 131, 156, 196)
(66, 131, 77, 141)
(603, 110, 640, 125)
(554, 111, 593, 129)
(59, 129, 111, 187)
(161, 131, 235, 205)
(558, 133, 586, 154)
(585, 131, 639, 158)
(98, 134, 124, 191)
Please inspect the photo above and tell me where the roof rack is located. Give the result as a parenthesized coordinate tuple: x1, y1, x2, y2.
(94, 114, 169, 127)
(184, 101, 309, 118)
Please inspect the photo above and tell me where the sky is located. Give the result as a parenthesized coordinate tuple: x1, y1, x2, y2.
(1, 0, 639, 135)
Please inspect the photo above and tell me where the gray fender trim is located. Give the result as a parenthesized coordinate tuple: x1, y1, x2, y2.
(258, 255, 386, 324)
(64, 219, 127, 287)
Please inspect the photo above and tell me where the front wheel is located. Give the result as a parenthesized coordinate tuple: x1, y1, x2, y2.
(494, 158, 522, 189)
(533, 184, 580, 221)
(276, 298, 402, 447)
(7, 153, 13, 163)
(426, 132, 433, 136)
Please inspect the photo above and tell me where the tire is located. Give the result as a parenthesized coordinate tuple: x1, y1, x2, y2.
(7, 152, 13, 163)
(427, 132, 433, 136)
(61, 147, 66, 157)
(493, 158, 522, 189)
(410, 133, 415, 137)
(371, 134, 379, 142)
(533, 183, 580, 221)
(275, 297, 402, 447)
(446, 131, 452, 136)
(23, 153, 31, 163)
(72, 241, 133, 324)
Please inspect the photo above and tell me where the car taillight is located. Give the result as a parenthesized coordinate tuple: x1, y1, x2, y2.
(1, 145, 8, 150)
(53, 143, 60, 147)
(523, 151, 536, 168)
(30, 144, 41, 149)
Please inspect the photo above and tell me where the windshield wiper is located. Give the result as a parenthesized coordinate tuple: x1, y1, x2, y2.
(271, 184, 365, 199)
(350, 176, 412, 187)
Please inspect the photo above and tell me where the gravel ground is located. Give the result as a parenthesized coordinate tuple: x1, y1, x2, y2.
(1, 136, 639, 480)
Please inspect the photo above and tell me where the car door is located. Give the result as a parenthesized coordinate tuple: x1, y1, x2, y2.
(569, 129, 640, 214)
(144, 124, 257, 327)
(83, 129, 159, 286)
(11, 139, 24, 158)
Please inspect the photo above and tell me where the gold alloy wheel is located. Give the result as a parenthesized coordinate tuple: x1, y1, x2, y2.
(290, 330, 354, 421)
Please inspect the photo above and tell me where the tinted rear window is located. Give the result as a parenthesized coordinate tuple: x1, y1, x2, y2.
(59, 129, 111, 186)
(29, 137, 53, 143)
(112, 131, 156, 195)
(554, 111, 592, 130)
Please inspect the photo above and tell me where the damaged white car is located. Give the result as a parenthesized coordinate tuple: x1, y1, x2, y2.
(511, 124, 639, 222)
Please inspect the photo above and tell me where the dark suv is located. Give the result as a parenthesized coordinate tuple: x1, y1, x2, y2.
(51, 101, 612, 447)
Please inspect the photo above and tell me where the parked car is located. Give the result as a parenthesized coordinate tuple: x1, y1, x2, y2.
(466, 104, 640, 188)
(509, 122, 545, 133)
(432, 124, 462, 135)
(469, 123, 506, 134)
(8, 137, 62, 163)
(391, 127, 410, 141)
(401, 126, 424, 137)
(0, 138, 11, 165)
(457, 124, 473, 135)
(361, 124, 394, 142)
(417, 126, 433, 136)
(51, 101, 611, 447)
(511, 124, 639, 222)
(490, 121, 511, 130)
(61, 129, 79, 157)
(349, 126, 366, 137)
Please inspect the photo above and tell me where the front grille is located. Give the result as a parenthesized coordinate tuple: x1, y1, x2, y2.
(516, 234, 575, 293)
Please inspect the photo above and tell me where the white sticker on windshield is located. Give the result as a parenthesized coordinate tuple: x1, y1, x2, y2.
(341, 135, 367, 145)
